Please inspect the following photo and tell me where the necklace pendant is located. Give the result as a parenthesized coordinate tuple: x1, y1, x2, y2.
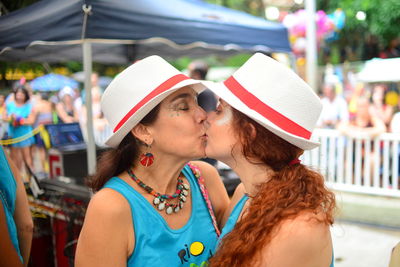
(153, 197, 161, 205)
(183, 183, 189, 190)
(180, 195, 187, 202)
(174, 206, 180, 213)
(179, 202, 184, 209)
(158, 202, 165, 211)
(182, 190, 189, 196)
(166, 206, 173, 214)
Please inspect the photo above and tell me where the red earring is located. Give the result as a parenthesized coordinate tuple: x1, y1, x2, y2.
(140, 144, 154, 167)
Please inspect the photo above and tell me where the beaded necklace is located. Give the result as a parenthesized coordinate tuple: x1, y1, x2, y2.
(127, 169, 190, 215)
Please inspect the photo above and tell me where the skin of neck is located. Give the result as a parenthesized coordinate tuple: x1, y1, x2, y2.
(130, 149, 192, 195)
(224, 149, 275, 196)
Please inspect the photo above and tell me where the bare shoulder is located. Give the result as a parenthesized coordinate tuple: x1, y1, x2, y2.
(260, 211, 333, 267)
(87, 188, 131, 216)
(283, 212, 331, 246)
(227, 183, 246, 213)
(232, 183, 246, 198)
(188, 160, 227, 195)
(189, 160, 219, 180)
(83, 188, 133, 232)
(75, 187, 134, 266)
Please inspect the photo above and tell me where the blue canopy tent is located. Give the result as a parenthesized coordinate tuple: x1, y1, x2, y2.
(0, 0, 291, 173)
(0, 0, 290, 62)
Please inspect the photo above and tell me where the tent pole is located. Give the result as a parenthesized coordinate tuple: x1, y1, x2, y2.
(83, 40, 96, 175)
(305, 0, 318, 91)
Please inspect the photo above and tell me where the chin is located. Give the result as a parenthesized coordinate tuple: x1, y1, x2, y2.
(206, 148, 233, 163)
(193, 148, 207, 159)
(205, 148, 219, 161)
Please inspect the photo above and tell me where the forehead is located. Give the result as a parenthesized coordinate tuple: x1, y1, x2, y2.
(163, 86, 197, 103)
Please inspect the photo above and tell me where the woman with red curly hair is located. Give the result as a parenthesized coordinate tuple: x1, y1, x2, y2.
(205, 53, 336, 267)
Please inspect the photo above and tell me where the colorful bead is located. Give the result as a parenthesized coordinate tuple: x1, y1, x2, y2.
(127, 168, 189, 215)
(158, 202, 165, 210)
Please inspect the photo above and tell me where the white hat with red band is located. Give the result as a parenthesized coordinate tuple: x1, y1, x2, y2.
(205, 53, 322, 150)
(101, 55, 206, 148)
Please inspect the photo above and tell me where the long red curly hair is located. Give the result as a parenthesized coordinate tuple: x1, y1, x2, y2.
(209, 109, 336, 266)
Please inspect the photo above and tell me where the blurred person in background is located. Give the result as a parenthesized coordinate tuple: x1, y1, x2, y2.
(188, 60, 217, 113)
(348, 83, 367, 120)
(32, 92, 58, 175)
(73, 87, 83, 121)
(0, 145, 33, 266)
(339, 96, 386, 138)
(3, 86, 36, 178)
(338, 96, 386, 184)
(0, 94, 7, 139)
(80, 72, 103, 112)
(56, 86, 79, 123)
(369, 84, 393, 127)
(79, 79, 108, 144)
(80, 81, 105, 129)
(317, 82, 349, 129)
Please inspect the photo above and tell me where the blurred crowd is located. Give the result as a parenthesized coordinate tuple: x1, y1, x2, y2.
(0, 73, 108, 180)
(317, 79, 400, 138)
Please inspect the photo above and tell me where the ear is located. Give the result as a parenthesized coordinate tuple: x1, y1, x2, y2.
(248, 122, 257, 140)
(131, 123, 153, 145)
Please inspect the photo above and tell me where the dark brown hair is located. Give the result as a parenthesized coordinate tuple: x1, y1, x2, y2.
(209, 109, 336, 266)
(14, 86, 30, 103)
(87, 105, 160, 192)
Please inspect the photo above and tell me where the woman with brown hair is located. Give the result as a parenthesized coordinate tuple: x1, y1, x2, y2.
(75, 56, 229, 266)
(205, 53, 336, 267)
(4, 86, 35, 176)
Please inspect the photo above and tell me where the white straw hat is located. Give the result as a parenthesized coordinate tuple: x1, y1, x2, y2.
(101, 55, 206, 148)
(205, 53, 322, 150)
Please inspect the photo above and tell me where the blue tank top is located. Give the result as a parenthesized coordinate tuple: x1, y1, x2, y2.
(220, 195, 334, 267)
(0, 146, 22, 260)
(103, 164, 218, 266)
(6, 101, 35, 147)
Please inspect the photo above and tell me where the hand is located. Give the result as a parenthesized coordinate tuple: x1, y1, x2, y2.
(11, 116, 24, 127)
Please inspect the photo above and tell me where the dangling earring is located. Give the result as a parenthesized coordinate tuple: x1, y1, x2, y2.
(140, 143, 154, 167)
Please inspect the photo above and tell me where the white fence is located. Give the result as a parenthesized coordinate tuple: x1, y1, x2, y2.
(303, 129, 400, 197)
(92, 126, 400, 198)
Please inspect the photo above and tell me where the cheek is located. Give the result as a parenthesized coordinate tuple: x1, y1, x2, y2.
(215, 109, 232, 126)
(208, 123, 232, 146)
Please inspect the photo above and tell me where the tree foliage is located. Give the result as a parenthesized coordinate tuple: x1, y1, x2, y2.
(211, 0, 400, 62)
(317, 0, 400, 45)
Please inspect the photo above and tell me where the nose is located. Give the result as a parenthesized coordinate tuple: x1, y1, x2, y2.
(196, 106, 207, 124)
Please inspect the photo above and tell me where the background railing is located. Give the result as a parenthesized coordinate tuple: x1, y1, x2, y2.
(92, 126, 400, 197)
(303, 129, 400, 197)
